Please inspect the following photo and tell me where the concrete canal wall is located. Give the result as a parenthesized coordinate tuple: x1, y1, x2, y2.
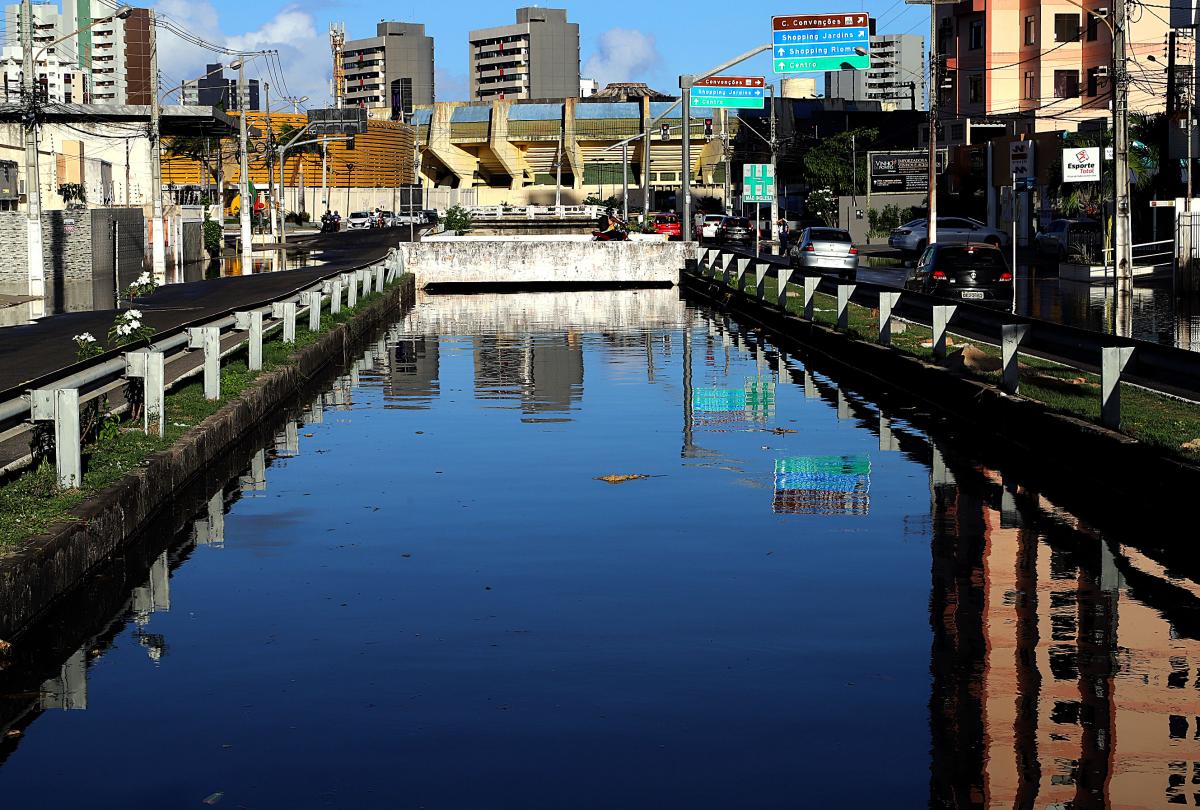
(0, 275, 416, 641)
(400, 238, 692, 287)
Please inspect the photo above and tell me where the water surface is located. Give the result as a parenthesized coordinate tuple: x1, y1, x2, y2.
(0, 289, 1196, 808)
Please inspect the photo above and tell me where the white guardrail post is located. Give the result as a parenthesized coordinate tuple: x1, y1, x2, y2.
(30, 387, 81, 488)
(125, 349, 166, 436)
(1101, 346, 1135, 429)
(878, 292, 901, 345)
(272, 302, 297, 344)
(1001, 325, 1029, 394)
(187, 326, 222, 400)
(777, 264, 794, 311)
(931, 305, 957, 361)
(344, 272, 358, 308)
(802, 276, 819, 320)
(736, 257, 750, 292)
(234, 310, 264, 370)
(375, 262, 385, 292)
(755, 261, 767, 301)
(306, 291, 323, 332)
(836, 283, 857, 331)
(330, 277, 343, 314)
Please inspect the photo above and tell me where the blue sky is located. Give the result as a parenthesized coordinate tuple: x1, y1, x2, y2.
(151, 0, 929, 106)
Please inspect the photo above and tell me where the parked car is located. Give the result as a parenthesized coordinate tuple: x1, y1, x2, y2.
(1035, 218, 1102, 260)
(653, 213, 682, 239)
(377, 210, 398, 227)
(421, 209, 440, 225)
(717, 216, 754, 245)
(700, 214, 725, 241)
(889, 216, 1009, 255)
(789, 227, 859, 280)
(904, 242, 1013, 305)
(345, 210, 374, 230)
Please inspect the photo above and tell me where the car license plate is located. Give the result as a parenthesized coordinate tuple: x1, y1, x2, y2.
(960, 290, 985, 300)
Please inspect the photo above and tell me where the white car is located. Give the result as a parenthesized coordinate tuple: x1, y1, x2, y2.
(700, 214, 725, 241)
(345, 210, 374, 230)
(888, 216, 1009, 255)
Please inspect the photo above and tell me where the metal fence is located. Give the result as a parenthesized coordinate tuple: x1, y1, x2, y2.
(0, 249, 408, 488)
(691, 247, 1200, 431)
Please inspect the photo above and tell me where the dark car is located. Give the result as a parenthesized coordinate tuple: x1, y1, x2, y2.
(1034, 218, 1102, 261)
(717, 216, 753, 245)
(904, 243, 1013, 305)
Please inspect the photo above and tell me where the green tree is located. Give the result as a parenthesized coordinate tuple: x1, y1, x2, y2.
(800, 127, 878, 197)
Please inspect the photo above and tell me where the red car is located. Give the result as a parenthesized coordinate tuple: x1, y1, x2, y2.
(653, 213, 681, 240)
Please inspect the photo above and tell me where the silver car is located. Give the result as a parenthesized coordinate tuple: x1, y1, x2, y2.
(789, 227, 859, 279)
(345, 210, 374, 230)
(888, 216, 1008, 255)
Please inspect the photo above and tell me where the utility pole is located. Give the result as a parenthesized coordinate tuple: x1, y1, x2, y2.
(642, 99, 652, 217)
(622, 141, 629, 222)
(681, 74, 694, 241)
(321, 138, 328, 214)
(149, 10, 165, 283)
(238, 61, 252, 266)
(722, 110, 731, 215)
(768, 83, 778, 244)
(20, 0, 44, 303)
(927, 5, 938, 247)
(265, 80, 276, 238)
(1113, 0, 1132, 299)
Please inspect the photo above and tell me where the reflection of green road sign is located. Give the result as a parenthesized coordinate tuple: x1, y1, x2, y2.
(743, 163, 775, 203)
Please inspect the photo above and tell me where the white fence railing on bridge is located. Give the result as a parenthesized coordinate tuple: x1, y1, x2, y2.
(465, 204, 604, 221)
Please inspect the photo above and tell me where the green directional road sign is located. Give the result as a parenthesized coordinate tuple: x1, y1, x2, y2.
(774, 54, 870, 73)
(772, 12, 871, 74)
(743, 163, 775, 203)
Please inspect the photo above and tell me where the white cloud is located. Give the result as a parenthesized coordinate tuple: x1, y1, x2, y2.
(153, 1, 329, 107)
(583, 28, 660, 88)
(435, 68, 469, 103)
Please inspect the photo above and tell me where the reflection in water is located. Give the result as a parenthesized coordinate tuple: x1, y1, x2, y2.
(3, 289, 1200, 806)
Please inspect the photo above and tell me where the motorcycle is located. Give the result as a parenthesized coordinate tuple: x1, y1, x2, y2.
(320, 217, 339, 234)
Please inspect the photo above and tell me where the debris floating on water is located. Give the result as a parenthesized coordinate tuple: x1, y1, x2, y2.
(202, 792, 224, 805)
(594, 474, 652, 484)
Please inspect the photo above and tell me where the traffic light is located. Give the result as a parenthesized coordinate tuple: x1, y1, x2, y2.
(704, 118, 713, 138)
(660, 123, 670, 141)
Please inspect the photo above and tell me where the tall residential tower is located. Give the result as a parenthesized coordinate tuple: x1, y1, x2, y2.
(342, 21, 434, 121)
(468, 7, 579, 101)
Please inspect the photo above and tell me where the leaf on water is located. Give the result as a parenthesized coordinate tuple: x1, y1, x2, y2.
(202, 792, 224, 805)
(594, 474, 652, 484)
(1182, 438, 1200, 451)
(769, 427, 797, 434)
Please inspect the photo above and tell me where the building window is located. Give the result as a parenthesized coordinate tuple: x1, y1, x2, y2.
(1024, 71, 1036, 99)
(1054, 70, 1080, 98)
(969, 19, 985, 50)
(951, 123, 965, 141)
(968, 73, 983, 103)
(1024, 15, 1036, 45)
(1087, 67, 1099, 96)
(1086, 11, 1099, 41)
(1054, 14, 1080, 42)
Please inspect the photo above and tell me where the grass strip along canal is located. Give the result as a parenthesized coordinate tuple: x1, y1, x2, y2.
(0, 272, 414, 639)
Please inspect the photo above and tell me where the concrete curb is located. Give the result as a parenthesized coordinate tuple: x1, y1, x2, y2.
(683, 273, 1200, 506)
(0, 274, 416, 641)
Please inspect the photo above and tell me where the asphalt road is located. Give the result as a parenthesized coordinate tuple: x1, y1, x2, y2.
(0, 228, 410, 398)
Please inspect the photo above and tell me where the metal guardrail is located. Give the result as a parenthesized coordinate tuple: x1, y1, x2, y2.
(691, 247, 1200, 430)
(0, 249, 407, 487)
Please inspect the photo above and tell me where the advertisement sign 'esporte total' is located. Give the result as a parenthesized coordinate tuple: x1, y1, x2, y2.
(1063, 147, 1100, 182)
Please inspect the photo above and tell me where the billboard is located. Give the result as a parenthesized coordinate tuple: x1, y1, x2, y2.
(868, 150, 947, 194)
(307, 107, 369, 135)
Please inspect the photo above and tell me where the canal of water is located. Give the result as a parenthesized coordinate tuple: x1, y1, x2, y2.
(0, 288, 1196, 807)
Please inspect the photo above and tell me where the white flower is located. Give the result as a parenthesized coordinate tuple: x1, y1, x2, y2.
(127, 309, 142, 318)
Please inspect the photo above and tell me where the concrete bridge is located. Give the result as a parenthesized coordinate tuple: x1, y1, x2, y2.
(398, 236, 694, 288)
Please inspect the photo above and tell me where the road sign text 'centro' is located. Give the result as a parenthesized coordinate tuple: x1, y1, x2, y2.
(692, 76, 766, 110)
(772, 13, 870, 74)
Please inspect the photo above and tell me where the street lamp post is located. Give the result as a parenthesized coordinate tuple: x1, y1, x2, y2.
(148, 9, 165, 282)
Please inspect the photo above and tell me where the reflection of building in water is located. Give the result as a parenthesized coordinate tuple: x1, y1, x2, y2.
(691, 378, 776, 429)
(39, 649, 87, 711)
(772, 455, 870, 515)
(389, 335, 440, 408)
(473, 333, 583, 419)
(928, 458, 1200, 808)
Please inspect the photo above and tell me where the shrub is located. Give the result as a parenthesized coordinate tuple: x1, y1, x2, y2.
(203, 216, 222, 255)
(285, 210, 310, 225)
(444, 205, 474, 235)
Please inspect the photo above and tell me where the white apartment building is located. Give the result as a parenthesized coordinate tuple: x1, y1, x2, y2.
(0, 47, 86, 102)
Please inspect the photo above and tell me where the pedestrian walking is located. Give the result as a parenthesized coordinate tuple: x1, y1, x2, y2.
(777, 217, 790, 255)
